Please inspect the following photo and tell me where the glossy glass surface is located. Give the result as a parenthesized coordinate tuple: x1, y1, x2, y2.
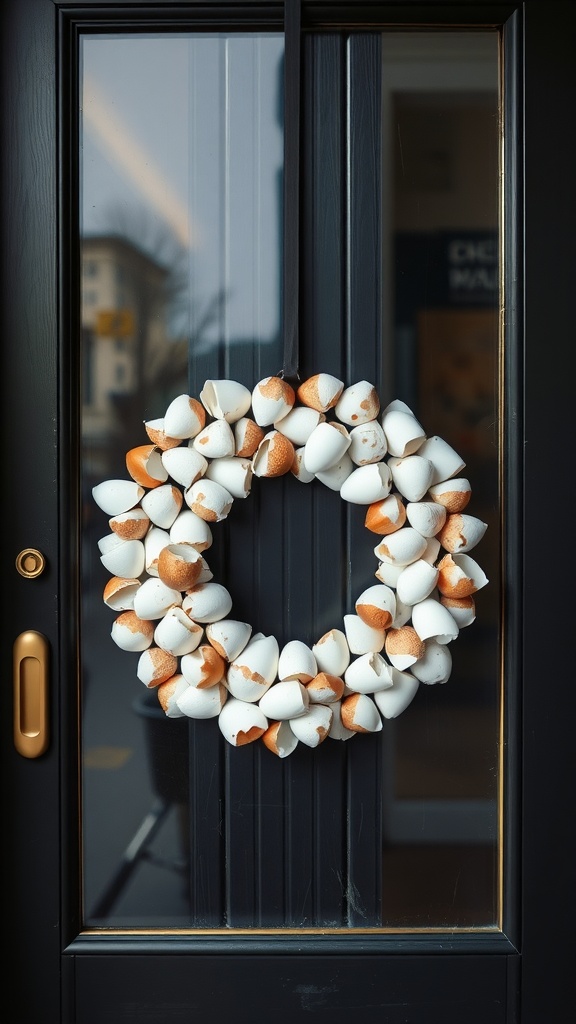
(81, 30, 500, 929)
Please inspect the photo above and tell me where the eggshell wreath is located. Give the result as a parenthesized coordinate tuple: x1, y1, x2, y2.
(92, 373, 489, 757)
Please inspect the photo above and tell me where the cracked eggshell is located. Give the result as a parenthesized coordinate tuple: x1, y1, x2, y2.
(169, 510, 212, 551)
(297, 373, 344, 413)
(355, 584, 396, 630)
(437, 513, 488, 554)
(381, 406, 426, 458)
(161, 445, 208, 489)
(412, 597, 459, 644)
(436, 552, 489, 598)
(348, 420, 388, 466)
(439, 595, 476, 628)
(340, 692, 383, 733)
(252, 430, 295, 478)
(374, 561, 403, 588)
(111, 610, 154, 652)
(406, 500, 447, 538)
(205, 456, 253, 498)
(423, 537, 441, 564)
(218, 696, 268, 745)
(206, 619, 252, 661)
(144, 527, 170, 576)
(144, 418, 181, 452)
(289, 703, 333, 747)
(340, 462, 392, 504)
(315, 452, 354, 490)
(133, 577, 182, 620)
(312, 628, 350, 677)
(395, 559, 439, 606)
(388, 455, 435, 502)
(328, 700, 356, 740)
(291, 447, 316, 483)
(141, 484, 183, 529)
(303, 421, 351, 474)
(100, 538, 145, 578)
(343, 614, 385, 655)
(154, 606, 203, 656)
(93, 479, 145, 516)
(385, 626, 425, 669)
(364, 493, 407, 535)
(182, 582, 233, 624)
(417, 435, 465, 485)
(103, 576, 141, 611)
(109, 507, 150, 540)
(411, 639, 452, 684)
(184, 478, 234, 522)
(374, 528, 428, 567)
(335, 380, 380, 425)
(163, 394, 206, 439)
(392, 594, 413, 629)
(259, 680, 310, 720)
(274, 405, 324, 445)
(306, 672, 345, 704)
(226, 634, 280, 702)
(262, 720, 299, 757)
(178, 681, 227, 720)
(137, 647, 178, 687)
(157, 543, 204, 591)
(374, 668, 420, 719)
(278, 640, 317, 682)
(252, 376, 295, 427)
(199, 378, 252, 423)
(344, 652, 393, 694)
(428, 477, 472, 514)
(126, 444, 168, 488)
(234, 417, 265, 458)
(192, 418, 236, 459)
(181, 644, 226, 688)
(157, 674, 189, 717)
(98, 532, 128, 555)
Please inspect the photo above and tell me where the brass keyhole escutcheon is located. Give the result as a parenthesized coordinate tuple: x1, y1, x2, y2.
(15, 548, 46, 579)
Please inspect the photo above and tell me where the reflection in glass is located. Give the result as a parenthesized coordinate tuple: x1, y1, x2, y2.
(80, 29, 500, 930)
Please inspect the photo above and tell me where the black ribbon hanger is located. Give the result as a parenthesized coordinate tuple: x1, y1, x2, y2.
(280, 0, 301, 385)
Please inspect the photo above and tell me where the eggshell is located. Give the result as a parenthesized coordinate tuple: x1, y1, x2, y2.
(416, 435, 466, 485)
(182, 582, 233, 623)
(406, 500, 447, 538)
(312, 628, 351, 676)
(274, 405, 323, 445)
(327, 700, 356, 740)
(411, 639, 452, 684)
(109, 508, 150, 540)
(374, 668, 420, 718)
(161, 446, 208, 488)
(126, 444, 168, 488)
(291, 447, 316, 483)
(388, 455, 435, 502)
(436, 553, 489, 598)
(144, 527, 170, 576)
(181, 644, 226, 688)
(395, 559, 439, 606)
(102, 576, 141, 611)
(374, 528, 428, 566)
(98, 532, 126, 555)
(306, 672, 345, 704)
(340, 692, 383, 733)
(218, 696, 268, 745)
(278, 640, 317, 682)
(315, 452, 354, 490)
(259, 680, 310, 719)
(192, 418, 236, 459)
(251, 376, 295, 426)
(205, 456, 253, 498)
(364, 493, 406, 535)
(252, 430, 295, 478)
(163, 394, 206, 439)
(411, 597, 459, 644)
(437, 514, 488, 554)
(184, 479, 234, 522)
(297, 373, 344, 412)
(343, 614, 385, 655)
(289, 704, 333, 747)
(439, 595, 476, 627)
(335, 380, 380, 425)
(132, 577, 182, 620)
(199, 379, 252, 423)
(205, 619, 252, 661)
(169, 510, 213, 551)
(154, 606, 203, 656)
(340, 463, 392, 504)
(303, 421, 351, 474)
(137, 647, 178, 687)
(157, 543, 204, 590)
(262, 720, 299, 757)
(381, 406, 426, 458)
(157, 674, 189, 717)
(344, 652, 393, 694)
(111, 610, 154, 652)
(427, 477, 472, 514)
(355, 584, 396, 630)
(92, 479, 145, 516)
(100, 538, 145, 579)
(348, 420, 388, 465)
(384, 626, 425, 669)
(178, 681, 227, 719)
(226, 634, 280, 702)
(374, 561, 403, 588)
(141, 484, 183, 529)
(234, 417, 265, 457)
(144, 418, 182, 452)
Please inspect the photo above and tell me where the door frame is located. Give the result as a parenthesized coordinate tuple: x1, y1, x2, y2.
(2, 1, 575, 1021)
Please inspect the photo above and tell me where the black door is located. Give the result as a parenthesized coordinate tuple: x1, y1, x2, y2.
(1, 2, 574, 1021)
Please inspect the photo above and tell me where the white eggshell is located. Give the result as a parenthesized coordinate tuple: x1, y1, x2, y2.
(439, 595, 476, 628)
(144, 527, 171, 576)
(388, 455, 435, 502)
(108, 507, 150, 540)
(132, 577, 182, 620)
(344, 652, 393, 694)
(374, 528, 428, 566)
(381, 407, 426, 458)
(181, 644, 226, 688)
(428, 477, 472, 514)
(291, 447, 316, 483)
(289, 703, 333, 747)
(218, 696, 268, 745)
(157, 674, 189, 717)
(226, 634, 280, 702)
(251, 376, 295, 426)
(184, 478, 234, 522)
(206, 619, 252, 661)
(182, 582, 233, 623)
(312, 628, 351, 676)
(411, 597, 459, 644)
(411, 639, 453, 684)
(144, 418, 181, 452)
(327, 700, 356, 740)
(274, 405, 323, 445)
(334, 380, 380, 425)
(374, 668, 420, 718)
(305, 672, 345, 704)
(141, 484, 183, 529)
(355, 584, 397, 630)
(374, 562, 403, 588)
(92, 479, 145, 516)
(178, 681, 227, 720)
(262, 720, 299, 758)
(340, 463, 392, 504)
(278, 640, 317, 682)
(161, 446, 208, 488)
(436, 552, 489, 598)
(169, 510, 213, 551)
(192, 418, 236, 459)
(136, 647, 178, 687)
(154, 606, 203, 656)
(315, 452, 354, 490)
(259, 680, 310, 720)
(111, 611, 154, 652)
(406, 500, 447, 537)
(205, 456, 253, 498)
(343, 614, 385, 655)
(437, 514, 488, 554)
(348, 420, 388, 465)
(297, 373, 344, 412)
(100, 539, 145, 578)
(303, 422, 351, 474)
(416, 435, 466, 485)
(98, 532, 125, 555)
(163, 394, 205, 439)
(199, 379, 252, 423)
(102, 576, 141, 611)
(422, 537, 441, 564)
(395, 559, 439, 606)
(340, 692, 383, 733)
(392, 595, 413, 629)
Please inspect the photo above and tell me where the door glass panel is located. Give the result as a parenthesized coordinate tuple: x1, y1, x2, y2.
(80, 28, 501, 930)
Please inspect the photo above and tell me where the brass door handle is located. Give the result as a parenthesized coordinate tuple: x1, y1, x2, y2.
(13, 630, 50, 758)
